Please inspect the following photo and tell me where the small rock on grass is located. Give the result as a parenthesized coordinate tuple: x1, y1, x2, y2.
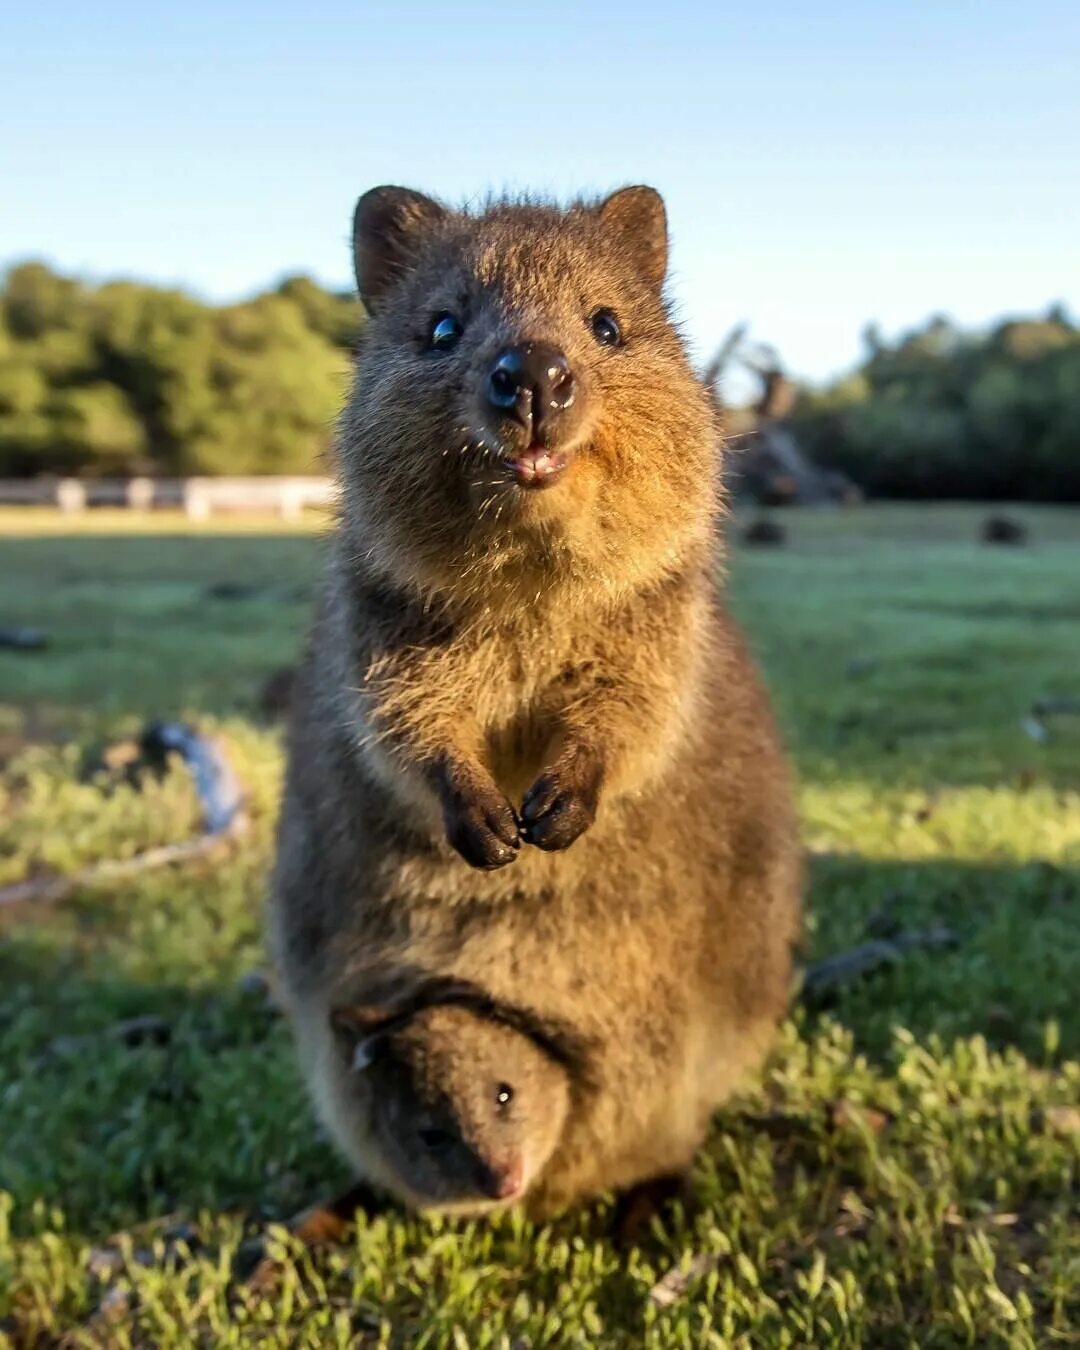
(204, 581, 265, 601)
(845, 656, 878, 679)
(981, 515, 1028, 545)
(742, 518, 786, 547)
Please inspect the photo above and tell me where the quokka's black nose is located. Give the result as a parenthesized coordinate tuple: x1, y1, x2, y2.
(486, 344, 575, 438)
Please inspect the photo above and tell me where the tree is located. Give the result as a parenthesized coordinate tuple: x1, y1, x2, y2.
(0, 261, 364, 476)
(791, 311, 1080, 500)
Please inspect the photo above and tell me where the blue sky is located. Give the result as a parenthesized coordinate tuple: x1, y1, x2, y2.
(2, 1, 1077, 386)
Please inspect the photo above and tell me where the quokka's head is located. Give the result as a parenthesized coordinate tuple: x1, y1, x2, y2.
(339, 186, 719, 603)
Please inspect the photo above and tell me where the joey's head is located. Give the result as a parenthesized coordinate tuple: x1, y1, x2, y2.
(332, 999, 571, 1213)
(340, 185, 718, 603)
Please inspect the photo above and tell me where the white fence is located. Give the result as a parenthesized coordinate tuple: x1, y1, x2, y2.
(0, 476, 336, 520)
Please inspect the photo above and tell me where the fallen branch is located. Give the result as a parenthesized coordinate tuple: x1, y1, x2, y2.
(1032, 696, 1080, 717)
(30, 975, 279, 1071)
(1020, 695, 1080, 745)
(798, 926, 959, 1009)
(0, 831, 242, 908)
(39, 1014, 172, 1064)
(0, 722, 246, 908)
(648, 1251, 725, 1307)
(0, 625, 48, 651)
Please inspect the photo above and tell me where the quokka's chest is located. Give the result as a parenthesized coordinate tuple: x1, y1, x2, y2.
(370, 614, 599, 725)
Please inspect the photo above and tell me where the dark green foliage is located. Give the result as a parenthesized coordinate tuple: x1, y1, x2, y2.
(793, 309, 1080, 500)
(0, 263, 362, 477)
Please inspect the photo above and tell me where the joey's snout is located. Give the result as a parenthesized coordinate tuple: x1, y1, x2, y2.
(484, 343, 583, 488)
(480, 1155, 524, 1201)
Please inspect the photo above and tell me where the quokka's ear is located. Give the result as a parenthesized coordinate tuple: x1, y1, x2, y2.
(597, 185, 668, 291)
(352, 185, 448, 312)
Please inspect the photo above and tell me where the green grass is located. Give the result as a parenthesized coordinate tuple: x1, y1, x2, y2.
(0, 504, 1077, 1347)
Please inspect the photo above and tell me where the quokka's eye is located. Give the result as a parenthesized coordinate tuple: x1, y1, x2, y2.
(495, 1083, 514, 1109)
(429, 312, 464, 351)
(589, 308, 622, 347)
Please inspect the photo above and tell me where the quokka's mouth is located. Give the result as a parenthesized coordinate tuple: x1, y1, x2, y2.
(501, 445, 571, 490)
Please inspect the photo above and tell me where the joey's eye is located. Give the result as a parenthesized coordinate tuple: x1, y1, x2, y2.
(589, 308, 622, 347)
(419, 1125, 455, 1153)
(495, 1083, 514, 1110)
(429, 312, 464, 351)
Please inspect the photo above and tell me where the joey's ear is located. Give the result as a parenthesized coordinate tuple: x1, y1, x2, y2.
(330, 1004, 396, 1070)
(330, 1005, 390, 1037)
(350, 1036, 381, 1072)
(597, 186, 668, 291)
(352, 185, 448, 311)
(330, 973, 481, 1069)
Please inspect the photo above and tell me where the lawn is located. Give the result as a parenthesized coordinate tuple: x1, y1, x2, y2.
(0, 503, 1077, 1348)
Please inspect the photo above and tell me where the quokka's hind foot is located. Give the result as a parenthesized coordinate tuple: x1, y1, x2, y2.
(287, 1181, 387, 1246)
(239, 1181, 387, 1292)
(612, 1172, 693, 1249)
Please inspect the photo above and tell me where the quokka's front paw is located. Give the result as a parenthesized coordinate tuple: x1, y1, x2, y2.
(520, 751, 603, 852)
(440, 773, 521, 870)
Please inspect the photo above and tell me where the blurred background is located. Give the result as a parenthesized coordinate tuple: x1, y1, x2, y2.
(1, 4, 1079, 1344)
(1, 0, 1078, 496)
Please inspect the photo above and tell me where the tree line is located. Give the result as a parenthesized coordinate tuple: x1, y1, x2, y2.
(2, 261, 1077, 497)
(0, 262, 359, 477)
(792, 308, 1080, 500)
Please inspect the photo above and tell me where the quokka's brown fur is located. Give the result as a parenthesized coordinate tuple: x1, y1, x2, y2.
(268, 184, 803, 1218)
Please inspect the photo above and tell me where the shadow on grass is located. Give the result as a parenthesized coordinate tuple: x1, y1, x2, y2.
(0, 952, 346, 1241)
(803, 853, 1080, 1060)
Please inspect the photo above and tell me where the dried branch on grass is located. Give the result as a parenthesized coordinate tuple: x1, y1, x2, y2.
(0, 722, 246, 908)
(798, 927, 959, 1009)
